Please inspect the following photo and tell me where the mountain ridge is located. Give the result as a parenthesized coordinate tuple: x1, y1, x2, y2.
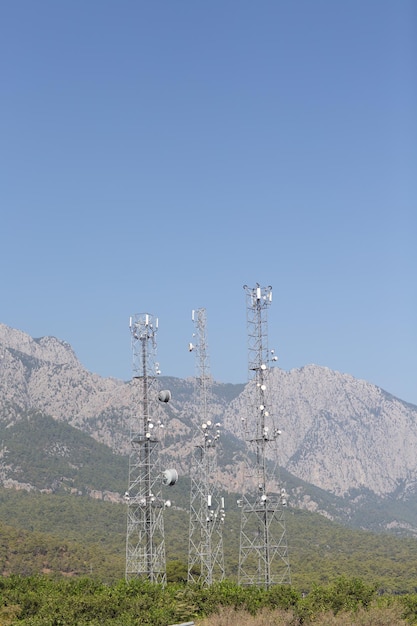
(2, 322, 417, 532)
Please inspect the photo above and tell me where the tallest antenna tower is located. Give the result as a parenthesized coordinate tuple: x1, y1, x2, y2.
(238, 284, 290, 587)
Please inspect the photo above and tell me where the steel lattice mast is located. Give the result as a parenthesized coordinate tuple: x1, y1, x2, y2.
(238, 285, 291, 587)
(125, 313, 168, 583)
(188, 308, 225, 585)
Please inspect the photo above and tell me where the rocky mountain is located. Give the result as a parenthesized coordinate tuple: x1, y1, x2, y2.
(0, 322, 243, 471)
(223, 366, 417, 498)
(2, 322, 417, 532)
(0, 323, 130, 451)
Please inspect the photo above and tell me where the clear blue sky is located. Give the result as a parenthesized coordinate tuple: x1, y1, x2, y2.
(1, 1, 416, 404)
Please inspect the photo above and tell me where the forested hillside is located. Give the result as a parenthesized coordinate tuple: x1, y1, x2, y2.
(2, 487, 417, 593)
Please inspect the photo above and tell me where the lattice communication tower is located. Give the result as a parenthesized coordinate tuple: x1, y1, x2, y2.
(125, 313, 175, 583)
(238, 285, 291, 587)
(188, 308, 225, 585)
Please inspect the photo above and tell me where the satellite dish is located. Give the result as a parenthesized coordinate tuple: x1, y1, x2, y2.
(158, 390, 171, 403)
(162, 468, 178, 486)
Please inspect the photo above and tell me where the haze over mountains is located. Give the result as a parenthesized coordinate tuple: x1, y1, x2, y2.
(1, 322, 417, 533)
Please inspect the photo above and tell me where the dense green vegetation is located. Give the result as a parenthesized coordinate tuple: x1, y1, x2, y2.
(1, 575, 417, 625)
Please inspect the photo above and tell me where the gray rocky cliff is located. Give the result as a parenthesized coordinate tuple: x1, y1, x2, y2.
(223, 365, 417, 497)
